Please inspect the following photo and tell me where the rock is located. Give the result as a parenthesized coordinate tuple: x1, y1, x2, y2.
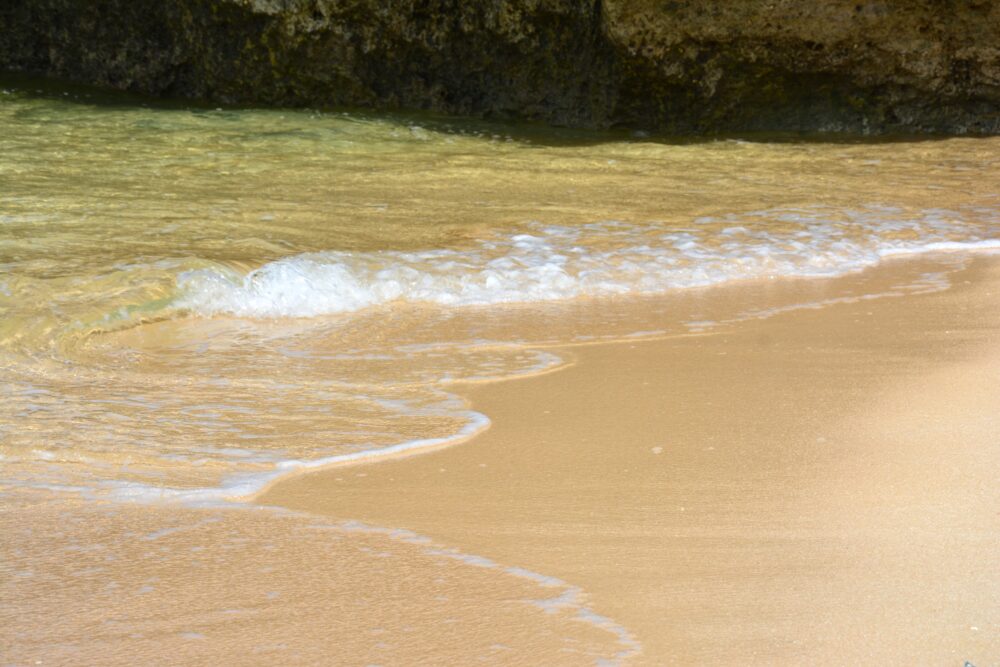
(1, 0, 998, 134)
(602, 0, 1000, 133)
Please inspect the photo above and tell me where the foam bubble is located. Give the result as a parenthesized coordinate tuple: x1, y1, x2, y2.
(175, 207, 999, 319)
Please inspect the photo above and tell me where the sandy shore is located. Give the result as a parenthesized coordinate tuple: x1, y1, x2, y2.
(2, 496, 631, 665)
(261, 256, 1000, 665)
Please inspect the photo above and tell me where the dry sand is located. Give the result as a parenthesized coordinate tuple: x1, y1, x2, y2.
(261, 256, 1000, 665)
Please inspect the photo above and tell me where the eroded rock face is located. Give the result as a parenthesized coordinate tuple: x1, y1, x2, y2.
(2, 0, 998, 133)
(603, 0, 1000, 133)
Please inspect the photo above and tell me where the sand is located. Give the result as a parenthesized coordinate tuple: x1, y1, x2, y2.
(260, 256, 1000, 665)
(2, 495, 633, 665)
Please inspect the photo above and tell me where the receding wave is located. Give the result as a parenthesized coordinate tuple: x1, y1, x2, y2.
(176, 207, 1000, 318)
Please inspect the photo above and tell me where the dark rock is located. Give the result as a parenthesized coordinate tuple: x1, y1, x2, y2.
(2, 0, 998, 134)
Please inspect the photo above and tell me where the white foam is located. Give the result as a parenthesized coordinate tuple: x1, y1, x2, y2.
(531, 588, 581, 614)
(175, 208, 999, 319)
(101, 409, 490, 506)
(877, 238, 1000, 256)
(504, 567, 566, 588)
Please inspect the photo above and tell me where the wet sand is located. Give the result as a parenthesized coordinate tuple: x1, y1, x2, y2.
(1, 496, 630, 665)
(261, 256, 1000, 665)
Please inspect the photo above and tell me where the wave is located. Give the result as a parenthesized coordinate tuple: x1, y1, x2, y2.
(175, 207, 1000, 318)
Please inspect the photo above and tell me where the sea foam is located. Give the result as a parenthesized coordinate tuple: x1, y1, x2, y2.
(176, 207, 999, 319)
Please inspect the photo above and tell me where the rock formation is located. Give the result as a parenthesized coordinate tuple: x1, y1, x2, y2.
(2, 0, 998, 133)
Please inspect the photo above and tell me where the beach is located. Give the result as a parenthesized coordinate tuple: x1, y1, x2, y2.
(3, 81, 1000, 665)
(261, 255, 1000, 664)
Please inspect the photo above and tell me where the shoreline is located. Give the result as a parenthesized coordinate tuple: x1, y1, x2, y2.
(260, 255, 1000, 664)
(6, 79, 1000, 667)
(244, 251, 976, 502)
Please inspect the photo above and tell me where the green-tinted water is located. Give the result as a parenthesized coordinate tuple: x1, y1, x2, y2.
(2, 80, 999, 498)
(2, 76, 1000, 667)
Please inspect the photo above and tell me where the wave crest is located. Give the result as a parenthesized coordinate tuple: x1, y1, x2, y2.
(176, 208, 999, 318)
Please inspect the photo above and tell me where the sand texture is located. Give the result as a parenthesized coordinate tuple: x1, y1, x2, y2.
(262, 257, 1000, 665)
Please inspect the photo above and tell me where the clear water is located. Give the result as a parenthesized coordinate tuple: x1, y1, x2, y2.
(3, 77, 1000, 665)
(2, 81, 999, 501)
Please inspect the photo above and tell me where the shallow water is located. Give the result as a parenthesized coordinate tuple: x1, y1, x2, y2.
(2, 78, 999, 662)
